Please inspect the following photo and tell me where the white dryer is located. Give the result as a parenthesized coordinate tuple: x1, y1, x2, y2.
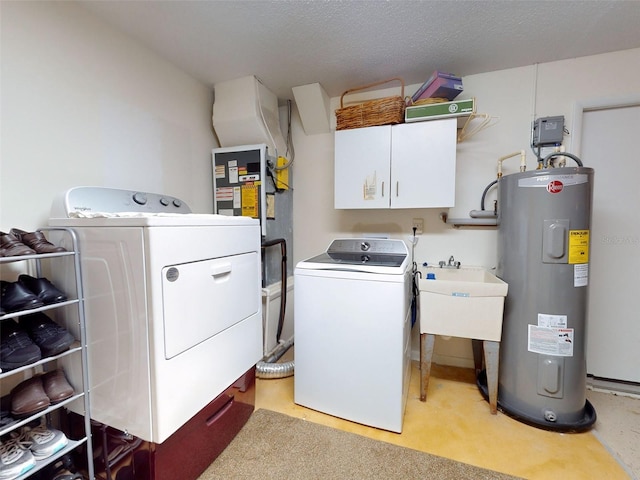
(294, 238, 412, 433)
(49, 187, 262, 476)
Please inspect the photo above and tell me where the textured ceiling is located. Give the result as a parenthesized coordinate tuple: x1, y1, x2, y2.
(78, 0, 640, 100)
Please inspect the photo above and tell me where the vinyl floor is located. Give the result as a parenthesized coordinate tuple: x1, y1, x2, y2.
(256, 358, 639, 480)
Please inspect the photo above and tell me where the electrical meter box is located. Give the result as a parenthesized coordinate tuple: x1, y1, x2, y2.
(213, 143, 294, 285)
(213, 144, 271, 236)
(532, 116, 565, 147)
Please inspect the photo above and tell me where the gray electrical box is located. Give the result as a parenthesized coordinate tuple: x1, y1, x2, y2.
(532, 116, 565, 147)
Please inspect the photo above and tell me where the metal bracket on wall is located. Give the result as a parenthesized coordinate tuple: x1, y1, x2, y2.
(440, 212, 498, 228)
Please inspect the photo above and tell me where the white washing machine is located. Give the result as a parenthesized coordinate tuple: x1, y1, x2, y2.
(49, 187, 262, 449)
(294, 238, 412, 433)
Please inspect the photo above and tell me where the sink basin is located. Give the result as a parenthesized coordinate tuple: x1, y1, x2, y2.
(419, 267, 508, 297)
(418, 267, 508, 341)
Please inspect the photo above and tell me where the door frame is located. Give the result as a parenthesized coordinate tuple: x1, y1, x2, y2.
(572, 94, 640, 395)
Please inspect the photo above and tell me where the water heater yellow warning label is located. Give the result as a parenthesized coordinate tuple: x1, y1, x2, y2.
(568, 230, 589, 264)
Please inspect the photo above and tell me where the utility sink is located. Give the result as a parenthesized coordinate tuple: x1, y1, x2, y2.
(418, 267, 508, 341)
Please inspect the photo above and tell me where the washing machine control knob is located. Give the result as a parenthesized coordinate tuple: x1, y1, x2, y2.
(133, 192, 147, 205)
(360, 241, 371, 252)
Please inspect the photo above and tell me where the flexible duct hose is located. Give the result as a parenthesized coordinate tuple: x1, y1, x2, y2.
(256, 360, 295, 379)
(256, 339, 294, 378)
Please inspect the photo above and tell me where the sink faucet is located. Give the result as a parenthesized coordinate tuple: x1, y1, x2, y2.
(438, 256, 461, 269)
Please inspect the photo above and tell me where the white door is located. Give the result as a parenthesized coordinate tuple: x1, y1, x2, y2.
(580, 103, 640, 384)
(390, 119, 457, 208)
(162, 252, 260, 359)
(334, 125, 391, 209)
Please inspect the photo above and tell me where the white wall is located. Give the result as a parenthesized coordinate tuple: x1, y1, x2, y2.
(0, 1, 216, 233)
(292, 48, 640, 367)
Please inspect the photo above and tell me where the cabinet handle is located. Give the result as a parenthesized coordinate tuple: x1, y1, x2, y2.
(382, 182, 385, 197)
(396, 181, 399, 197)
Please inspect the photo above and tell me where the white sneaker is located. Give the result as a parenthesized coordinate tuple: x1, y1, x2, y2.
(0, 436, 36, 480)
(20, 424, 68, 460)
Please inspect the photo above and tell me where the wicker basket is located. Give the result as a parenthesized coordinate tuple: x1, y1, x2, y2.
(336, 77, 405, 130)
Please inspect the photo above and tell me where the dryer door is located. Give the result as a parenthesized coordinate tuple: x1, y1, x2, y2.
(162, 252, 260, 359)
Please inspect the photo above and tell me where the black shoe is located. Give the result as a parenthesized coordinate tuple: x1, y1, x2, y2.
(18, 274, 67, 305)
(19, 313, 75, 357)
(0, 280, 44, 313)
(0, 319, 42, 370)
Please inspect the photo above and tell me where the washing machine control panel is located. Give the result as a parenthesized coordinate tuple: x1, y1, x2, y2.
(299, 238, 409, 271)
(328, 238, 407, 255)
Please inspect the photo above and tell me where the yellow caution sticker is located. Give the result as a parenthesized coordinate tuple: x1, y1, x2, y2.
(241, 184, 259, 218)
(568, 230, 589, 264)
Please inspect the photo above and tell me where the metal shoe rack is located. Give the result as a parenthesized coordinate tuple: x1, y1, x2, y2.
(0, 228, 93, 479)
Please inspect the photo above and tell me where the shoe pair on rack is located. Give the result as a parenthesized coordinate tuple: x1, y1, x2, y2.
(0, 432, 36, 480)
(1, 274, 67, 314)
(0, 229, 66, 257)
(0, 422, 69, 480)
(35, 453, 83, 480)
(9, 369, 75, 418)
(92, 423, 142, 471)
(1, 313, 75, 371)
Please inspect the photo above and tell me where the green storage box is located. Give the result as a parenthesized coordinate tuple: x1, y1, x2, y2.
(405, 98, 475, 123)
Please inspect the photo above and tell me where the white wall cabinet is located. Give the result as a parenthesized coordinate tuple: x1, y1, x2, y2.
(334, 119, 457, 209)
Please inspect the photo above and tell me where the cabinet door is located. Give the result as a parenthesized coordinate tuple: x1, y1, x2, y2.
(390, 119, 457, 208)
(334, 125, 391, 209)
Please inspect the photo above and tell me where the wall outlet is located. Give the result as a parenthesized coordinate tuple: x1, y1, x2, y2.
(412, 218, 424, 235)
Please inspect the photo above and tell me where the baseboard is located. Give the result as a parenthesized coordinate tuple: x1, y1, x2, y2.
(587, 376, 640, 398)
